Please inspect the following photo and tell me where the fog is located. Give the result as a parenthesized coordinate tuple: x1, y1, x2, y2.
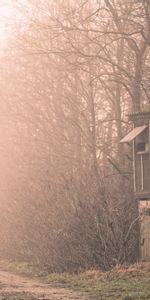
(0, 0, 149, 272)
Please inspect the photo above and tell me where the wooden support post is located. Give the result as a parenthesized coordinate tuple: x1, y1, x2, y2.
(141, 154, 144, 191)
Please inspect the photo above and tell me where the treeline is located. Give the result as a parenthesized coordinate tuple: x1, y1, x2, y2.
(0, 0, 149, 272)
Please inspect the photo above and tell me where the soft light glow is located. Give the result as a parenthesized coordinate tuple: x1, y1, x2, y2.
(0, 3, 19, 45)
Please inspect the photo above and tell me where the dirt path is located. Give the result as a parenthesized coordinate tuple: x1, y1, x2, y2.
(0, 270, 91, 300)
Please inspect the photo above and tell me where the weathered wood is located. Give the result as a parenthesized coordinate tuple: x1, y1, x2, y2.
(139, 201, 150, 260)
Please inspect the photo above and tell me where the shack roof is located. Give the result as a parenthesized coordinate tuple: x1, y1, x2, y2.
(120, 125, 147, 143)
(128, 111, 150, 123)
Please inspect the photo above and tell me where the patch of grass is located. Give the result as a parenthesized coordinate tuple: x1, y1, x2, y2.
(46, 264, 150, 299)
(0, 260, 150, 299)
(48, 275, 150, 299)
(0, 292, 37, 299)
(0, 259, 45, 278)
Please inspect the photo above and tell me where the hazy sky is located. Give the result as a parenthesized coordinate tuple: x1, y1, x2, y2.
(0, 2, 22, 47)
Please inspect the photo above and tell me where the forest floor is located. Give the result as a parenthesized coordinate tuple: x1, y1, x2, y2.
(0, 269, 89, 300)
(0, 260, 150, 299)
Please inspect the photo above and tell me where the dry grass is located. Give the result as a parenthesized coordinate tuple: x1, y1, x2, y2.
(0, 260, 150, 299)
(46, 263, 150, 299)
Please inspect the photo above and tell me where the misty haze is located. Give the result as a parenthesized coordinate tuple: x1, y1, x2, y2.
(0, 1, 150, 299)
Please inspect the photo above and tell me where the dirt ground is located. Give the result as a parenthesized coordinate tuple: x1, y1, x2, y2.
(0, 270, 90, 300)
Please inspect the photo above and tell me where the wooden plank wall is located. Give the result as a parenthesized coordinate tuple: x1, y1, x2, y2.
(139, 201, 150, 260)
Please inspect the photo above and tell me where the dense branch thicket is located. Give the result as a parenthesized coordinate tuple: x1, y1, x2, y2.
(0, 0, 149, 272)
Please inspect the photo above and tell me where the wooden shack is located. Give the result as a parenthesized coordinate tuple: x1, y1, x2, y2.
(120, 111, 150, 260)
